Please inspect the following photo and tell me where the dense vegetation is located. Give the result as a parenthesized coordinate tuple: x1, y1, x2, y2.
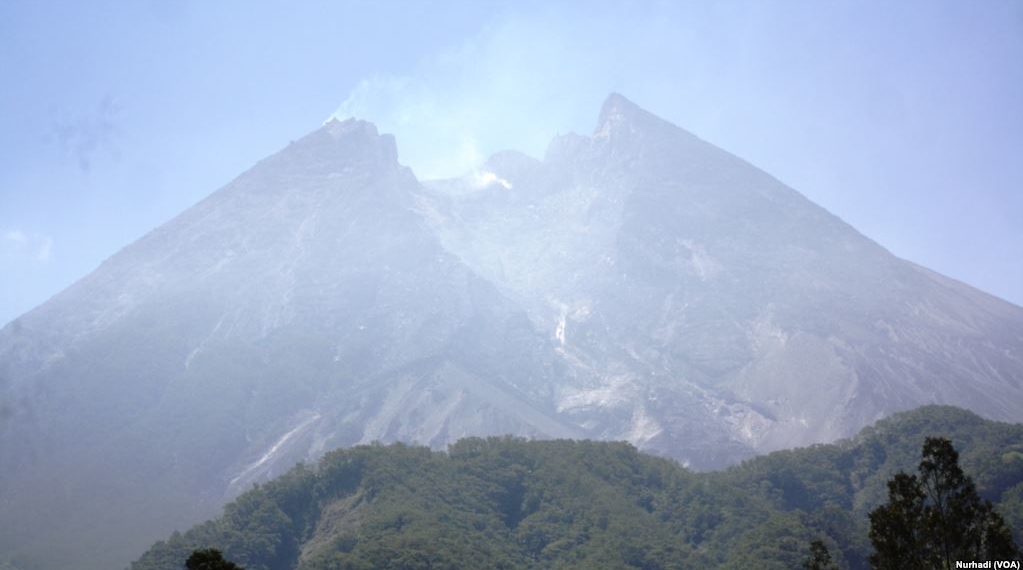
(131, 406, 1023, 570)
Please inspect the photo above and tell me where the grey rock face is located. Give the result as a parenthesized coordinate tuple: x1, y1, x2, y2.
(418, 93, 1023, 467)
(1, 95, 1021, 570)
(0, 119, 574, 570)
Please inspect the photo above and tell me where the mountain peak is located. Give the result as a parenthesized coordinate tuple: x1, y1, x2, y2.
(303, 117, 399, 168)
(323, 116, 378, 140)
(598, 92, 641, 119)
(593, 93, 661, 141)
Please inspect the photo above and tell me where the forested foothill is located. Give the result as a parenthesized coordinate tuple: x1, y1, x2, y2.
(132, 405, 1022, 570)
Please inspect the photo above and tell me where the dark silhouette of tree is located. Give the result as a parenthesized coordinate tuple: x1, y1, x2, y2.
(869, 472, 926, 570)
(869, 437, 1019, 569)
(185, 548, 244, 570)
(803, 538, 839, 570)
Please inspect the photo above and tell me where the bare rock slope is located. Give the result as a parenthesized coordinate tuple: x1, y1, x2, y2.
(1, 94, 1021, 570)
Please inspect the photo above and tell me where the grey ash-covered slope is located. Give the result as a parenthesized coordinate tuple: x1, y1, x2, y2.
(1, 94, 1021, 570)
(0, 120, 576, 570)
(418, 93, 1023, 466)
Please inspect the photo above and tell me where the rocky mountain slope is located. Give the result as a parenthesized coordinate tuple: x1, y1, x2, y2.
(418, 94, 1023, 465)
(0, 120, 574, 570)
(1, 94, 1021, 570)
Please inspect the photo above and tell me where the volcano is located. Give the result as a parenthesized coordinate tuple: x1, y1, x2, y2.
(1, 94, 1020, 570)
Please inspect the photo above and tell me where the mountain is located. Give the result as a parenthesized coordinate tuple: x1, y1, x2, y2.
(129, 406, 1023, 570)
(417, 93, 1023, 465)
(1, 94, 1022, 570)
(0, 120, 576, 570)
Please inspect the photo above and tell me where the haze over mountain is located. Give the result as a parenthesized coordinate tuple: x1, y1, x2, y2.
(1, 94, 1021, 570)
(419, 94, 1023, 464)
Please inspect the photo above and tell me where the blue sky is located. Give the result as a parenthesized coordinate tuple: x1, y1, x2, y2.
(2, 0, 1021, 325)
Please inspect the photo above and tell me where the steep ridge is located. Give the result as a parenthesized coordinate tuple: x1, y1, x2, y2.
(0, 119, 574, 570)
(418, 93, 1023, 467)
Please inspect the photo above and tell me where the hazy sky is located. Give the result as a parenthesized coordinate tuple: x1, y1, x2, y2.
(2, 0, 1021, 325)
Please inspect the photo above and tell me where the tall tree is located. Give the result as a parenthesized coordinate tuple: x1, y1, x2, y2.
(869, 473, 927, 570)
(869, 437, 1019, 569)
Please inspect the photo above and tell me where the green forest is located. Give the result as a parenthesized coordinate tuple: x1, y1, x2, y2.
(130, 406, 1023, 570)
